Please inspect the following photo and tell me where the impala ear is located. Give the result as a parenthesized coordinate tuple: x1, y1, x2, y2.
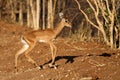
(59, 12, 64, 19)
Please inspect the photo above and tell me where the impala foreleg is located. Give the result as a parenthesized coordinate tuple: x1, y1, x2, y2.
(49, 42, 57, 69)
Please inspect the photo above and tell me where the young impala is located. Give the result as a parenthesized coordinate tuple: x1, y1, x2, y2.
(15, 18, 72, 69)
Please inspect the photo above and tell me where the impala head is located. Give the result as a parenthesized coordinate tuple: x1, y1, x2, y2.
(61, 18, 72, 28)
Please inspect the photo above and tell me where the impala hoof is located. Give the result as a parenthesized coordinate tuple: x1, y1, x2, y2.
(36, 66, 42, 70)
(14, 67, 19, 72)
(48, 64, 58, 69)
(15, 66, 17, 69)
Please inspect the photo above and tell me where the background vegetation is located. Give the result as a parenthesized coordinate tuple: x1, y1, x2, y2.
(0, 0, 120, 48)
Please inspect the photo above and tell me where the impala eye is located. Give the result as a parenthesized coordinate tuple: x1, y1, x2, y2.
(65, 20, 68, 22)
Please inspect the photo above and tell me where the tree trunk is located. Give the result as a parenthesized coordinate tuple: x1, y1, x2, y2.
(118, 26, 120, 49)
(47, 0, 53, 28)
(42, 0, 45, 29)
(100, 27, 109, 45)
(52, 0, 57, 27)
(36, 0, 40, 29)
(0, 0, 2, 19)
(0, 8, 1, 19)
(27, 0, 31, 27)
(30, 0, 36, 29)
(19, 1, 23, 25)
(109, 0, 115, 48)
(10, 0, 16, 23)
(57, 0, 61, 13)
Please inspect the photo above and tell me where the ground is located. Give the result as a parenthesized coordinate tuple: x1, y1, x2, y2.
(0, 21, 120, 80)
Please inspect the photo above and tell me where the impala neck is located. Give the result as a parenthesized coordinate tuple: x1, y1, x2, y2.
(54, 21, 64, 36)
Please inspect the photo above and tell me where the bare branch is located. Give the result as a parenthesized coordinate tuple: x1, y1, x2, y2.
(93, 0, 99, 15)
(74, 0, 110, 45)
(97, 0, 109, 23)
(105, 0, 112, 15)
(86, 0, 96, 13)
(74, 0, 100, 31)
(87, 0, 102, 29)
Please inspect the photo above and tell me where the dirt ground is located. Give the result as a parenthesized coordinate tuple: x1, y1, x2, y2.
(0, 21, 120, 80)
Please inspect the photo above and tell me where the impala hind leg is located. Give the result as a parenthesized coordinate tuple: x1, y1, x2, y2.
(24, 42, 40, 68)
(15, 44, 29, 69)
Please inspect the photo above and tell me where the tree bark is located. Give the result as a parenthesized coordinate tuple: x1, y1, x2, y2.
(19, 1, 23, 25)
(30, 0, 37, 29)
(27, 0, 31, 27)
(47, 0, 53, 28)
(42, 0, 45, 29)
(74, 0, 117, 48)
(36, 0, 40, 29)
(10, 0, 16, 23)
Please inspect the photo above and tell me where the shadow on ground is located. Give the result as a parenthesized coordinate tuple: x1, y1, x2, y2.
(42, 55, 81, 67)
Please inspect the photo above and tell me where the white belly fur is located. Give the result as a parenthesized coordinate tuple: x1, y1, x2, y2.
(39, 40, 46, 42)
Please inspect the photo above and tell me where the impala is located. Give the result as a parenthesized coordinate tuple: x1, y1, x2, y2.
(15, 18, 72, 69)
